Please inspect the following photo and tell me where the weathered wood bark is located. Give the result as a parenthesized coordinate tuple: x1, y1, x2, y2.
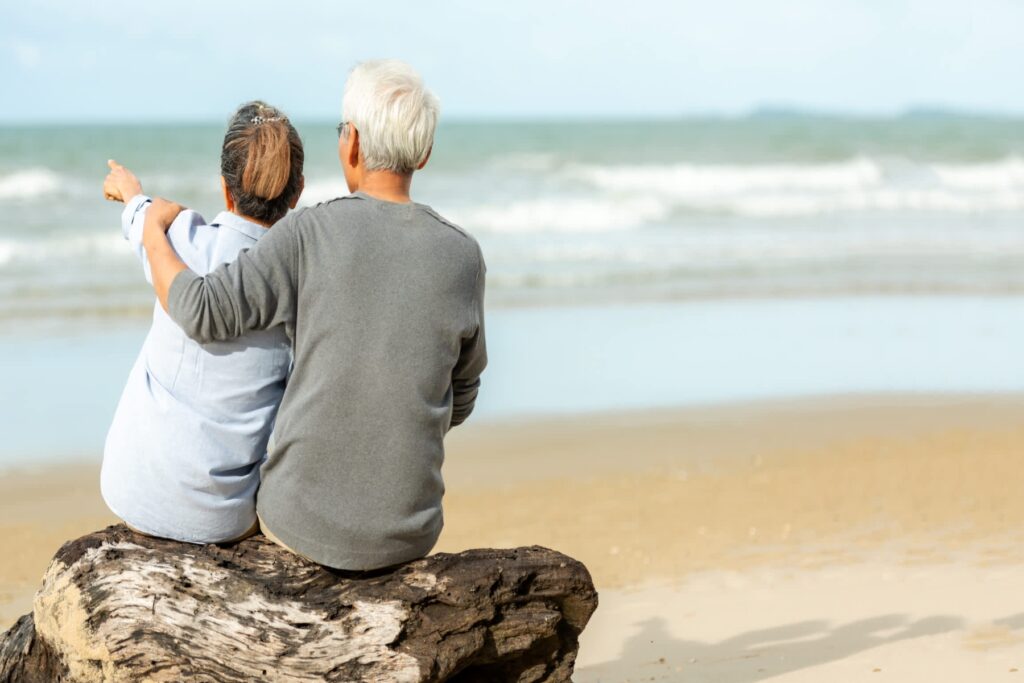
(0, 525, 597, 682)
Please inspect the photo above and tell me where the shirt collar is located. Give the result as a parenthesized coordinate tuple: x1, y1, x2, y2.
(210, 211, 269, 242)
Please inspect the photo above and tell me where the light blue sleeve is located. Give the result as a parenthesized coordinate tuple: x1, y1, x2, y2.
(120, 194, 207, 284)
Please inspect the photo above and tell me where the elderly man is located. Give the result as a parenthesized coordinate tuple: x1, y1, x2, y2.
(141, 60, 486, 571)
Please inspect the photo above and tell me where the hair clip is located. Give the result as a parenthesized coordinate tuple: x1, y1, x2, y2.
(251, 115, 285, 125)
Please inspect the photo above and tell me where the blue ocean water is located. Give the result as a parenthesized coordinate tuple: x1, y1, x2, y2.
(3, 116, 1024, 320)
(2, 115, 1024, 466)
(3, 296, 1024, 467)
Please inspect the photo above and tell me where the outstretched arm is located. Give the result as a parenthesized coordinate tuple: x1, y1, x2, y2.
(142, 200, 300, 343)
(104, 159, 155, 282)
(103, 160, 203, 284)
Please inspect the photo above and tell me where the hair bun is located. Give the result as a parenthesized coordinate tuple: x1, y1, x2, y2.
(220, 101, 304, 224)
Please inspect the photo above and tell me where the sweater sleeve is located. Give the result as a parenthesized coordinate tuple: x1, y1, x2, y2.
(167, 212, 300, 343)
(449, 248, 488, 428)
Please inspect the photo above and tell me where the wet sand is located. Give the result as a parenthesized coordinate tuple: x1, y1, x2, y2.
(4, 393, 1024, 679)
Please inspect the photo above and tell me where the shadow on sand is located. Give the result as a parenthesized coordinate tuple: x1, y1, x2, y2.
(576, 612, 964, 682)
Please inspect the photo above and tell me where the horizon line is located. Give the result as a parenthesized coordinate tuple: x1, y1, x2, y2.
(3, 105, 1024, 127)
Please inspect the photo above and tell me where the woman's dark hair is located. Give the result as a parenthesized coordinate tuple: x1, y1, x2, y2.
(221, 101, 304, 224)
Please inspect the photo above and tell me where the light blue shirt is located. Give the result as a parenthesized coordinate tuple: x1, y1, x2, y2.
(101, 194, 291, 543)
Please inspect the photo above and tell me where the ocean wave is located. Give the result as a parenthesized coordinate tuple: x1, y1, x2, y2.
(444, 189, 1024, 233)
(567, 156, 1024, 218)
(0, 167, 227, 205)
(571, 157, 885, 195)
(721, 189, 1024, 217)
(0, 232, 127, 266)
(447, 197, 671, 234)
(297, 178, 349, 206)
(0, 168, 63, 200)
(497, 225, 1024, 273)
(931, 157, 1024, 190)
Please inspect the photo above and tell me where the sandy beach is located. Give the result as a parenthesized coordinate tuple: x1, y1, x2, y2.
(3, 392, 1024, 679)
(6, 5, 1024, 679)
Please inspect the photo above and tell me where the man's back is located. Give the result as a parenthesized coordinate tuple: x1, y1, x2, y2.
(172, 191, 487, 569)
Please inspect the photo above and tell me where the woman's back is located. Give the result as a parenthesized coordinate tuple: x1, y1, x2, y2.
(101, 197, 291, 543)
(100, 101, 304, 543)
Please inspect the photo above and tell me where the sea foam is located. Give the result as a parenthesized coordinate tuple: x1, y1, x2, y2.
(568, 156, 1024, 217)
(448, 197, 671, 234)
(0, 232, 126, 266)
(0, 168, 62, 200)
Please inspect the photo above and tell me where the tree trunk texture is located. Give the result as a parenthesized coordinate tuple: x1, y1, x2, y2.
(0, 525, 597, 682)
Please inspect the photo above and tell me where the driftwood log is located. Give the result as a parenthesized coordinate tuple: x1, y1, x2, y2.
(0, 525, 597, 682)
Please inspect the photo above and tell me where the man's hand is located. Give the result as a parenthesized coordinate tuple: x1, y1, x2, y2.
(103, 159, 143, 203)
(146, 197, 185, 232)
(142, 197, 189, 312)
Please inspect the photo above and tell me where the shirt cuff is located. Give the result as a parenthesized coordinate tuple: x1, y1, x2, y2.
(121, 194, 152, 240)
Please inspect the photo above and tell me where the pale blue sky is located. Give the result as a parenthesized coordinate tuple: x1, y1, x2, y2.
(2, 0, 1023, 122)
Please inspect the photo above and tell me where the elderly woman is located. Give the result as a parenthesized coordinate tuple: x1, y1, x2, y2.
(140, 60, 487, 570)
(101, 102, 303, 544)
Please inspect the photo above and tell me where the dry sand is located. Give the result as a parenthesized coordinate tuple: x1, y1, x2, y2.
(3, 393, 1024, 680)
(576, 562, 1024, 681)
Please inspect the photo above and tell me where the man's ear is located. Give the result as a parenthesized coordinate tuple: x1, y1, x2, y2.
(416, 145, 432, 171)
(221, 176, 235, 212)
(347, 126, 361, 168)
(289, 175, 304, 209)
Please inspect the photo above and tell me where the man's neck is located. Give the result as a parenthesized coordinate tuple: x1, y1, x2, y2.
(355, 171, 414, 204)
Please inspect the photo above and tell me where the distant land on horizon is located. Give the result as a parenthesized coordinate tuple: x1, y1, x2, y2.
(2, 106, 1023, 128)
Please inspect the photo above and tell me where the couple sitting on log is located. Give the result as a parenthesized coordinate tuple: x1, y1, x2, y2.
(100, 59, 488, 571)
(5, 59, 593, 682)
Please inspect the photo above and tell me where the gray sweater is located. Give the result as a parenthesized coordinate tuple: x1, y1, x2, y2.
(167, 191, 486, 569)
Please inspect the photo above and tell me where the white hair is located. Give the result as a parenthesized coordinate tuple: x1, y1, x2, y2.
(341, 60, 440, 174)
